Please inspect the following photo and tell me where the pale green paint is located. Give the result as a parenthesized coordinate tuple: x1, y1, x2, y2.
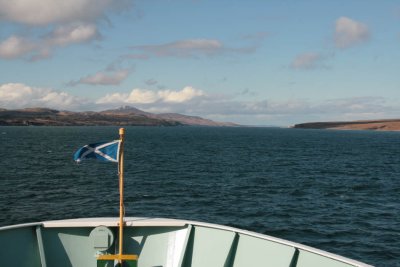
(41, 227, 104, 267)
(125, 226, 188, 267)
(36, 225, 47, 267)
(0, 220, 371, 267)
(296, 249, 354, 267)
(232, 233, 295, 267)
(183, 226, 236, 267)
(0, 226, 41, 267)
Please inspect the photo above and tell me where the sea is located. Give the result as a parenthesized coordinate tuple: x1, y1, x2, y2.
(0, 126, 399, 266)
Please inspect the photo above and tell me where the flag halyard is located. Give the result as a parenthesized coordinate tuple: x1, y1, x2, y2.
(73, 140, 121, 163)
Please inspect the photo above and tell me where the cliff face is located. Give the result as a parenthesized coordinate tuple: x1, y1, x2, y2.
(0, 106, 236, 127)
(294, 119, 400, 131)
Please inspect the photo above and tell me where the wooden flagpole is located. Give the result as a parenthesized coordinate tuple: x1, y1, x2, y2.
(118, 127, 125, 263)
(97, 128, 138, 266)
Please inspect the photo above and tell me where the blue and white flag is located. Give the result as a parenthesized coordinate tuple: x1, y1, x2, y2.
(73, 140, 120, 163)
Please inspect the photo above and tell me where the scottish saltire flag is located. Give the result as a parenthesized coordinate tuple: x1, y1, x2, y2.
(73, 140, 120, 163)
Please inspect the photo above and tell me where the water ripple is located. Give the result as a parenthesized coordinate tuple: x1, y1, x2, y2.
(1, 126, 399, 266)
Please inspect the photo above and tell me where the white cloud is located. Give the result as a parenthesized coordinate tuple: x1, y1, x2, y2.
(69, 69, 130, 86)
(0, 23, 100, 60)
(0, 0, 131, 26)
(334, 17, 370, 48)
(47, 24, 100, 46)
(0, 0, 129, 60)
(0, 83, 34, 102)
(159, 87, 204, 103)
(127, 89, 159, 104)
(290, 52, 324, 70)
(0, 36, 37, 59)
(40, 91, 77, 106)
(96, 86, 205, 104)
(96, 89, 158, 104)
(0, 83, 85, 109)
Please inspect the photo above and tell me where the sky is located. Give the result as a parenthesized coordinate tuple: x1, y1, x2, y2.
(0, 0, 399, 126)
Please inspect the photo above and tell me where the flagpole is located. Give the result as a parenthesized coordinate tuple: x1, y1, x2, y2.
(93, 129, 138, 265)
(118, 127, 125, 263)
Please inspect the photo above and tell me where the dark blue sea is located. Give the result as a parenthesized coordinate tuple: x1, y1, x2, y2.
(0, 126, 399, 266)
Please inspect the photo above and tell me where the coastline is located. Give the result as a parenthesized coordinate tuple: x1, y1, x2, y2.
(0, 107, 237, 127)
(293, 119, 400, 131)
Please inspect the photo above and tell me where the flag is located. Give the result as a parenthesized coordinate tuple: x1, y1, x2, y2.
(73, 140, 121, 163)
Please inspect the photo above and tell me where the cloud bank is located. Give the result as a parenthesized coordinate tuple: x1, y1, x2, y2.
(0, 83, 86, 110)
(1, 83, 397, 125)
(97, 86, 204, 104)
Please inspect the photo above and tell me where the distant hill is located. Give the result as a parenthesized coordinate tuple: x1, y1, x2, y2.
(157, 113, 236, 126)
(0, 106, 237, 127)
(293, 119, 400, 131)
(100, 106, 152, 116)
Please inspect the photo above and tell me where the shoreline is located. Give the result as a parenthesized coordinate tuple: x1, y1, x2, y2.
(294, 119, 400, 131)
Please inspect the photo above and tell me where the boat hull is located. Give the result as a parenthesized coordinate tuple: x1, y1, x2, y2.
(0, 217, 373, 267)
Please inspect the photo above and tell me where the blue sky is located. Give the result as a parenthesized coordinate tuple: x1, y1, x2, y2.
(0, 0, 399, 126)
